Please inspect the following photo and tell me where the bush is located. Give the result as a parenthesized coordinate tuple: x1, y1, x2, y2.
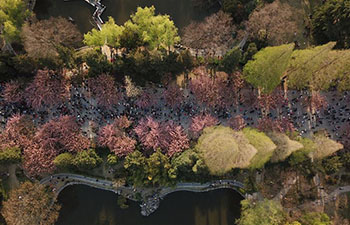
(53, 153, 74, 169)
(72, 149, 102, 170)
(242, 127, 276, 169)
(236, 199, 285, 225)
(268, 132, 303, 163)
(220, 47, 241, 73)
(0, 147, 21, 164)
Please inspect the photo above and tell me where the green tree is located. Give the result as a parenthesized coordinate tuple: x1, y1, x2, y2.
(83, 49, 113, 77)
(0, 147, 21, 164)
(72, 149, 102, 171)
(171, 149, 208, 180)
(286, 42, 336, 90)
(236, 199, 285, 225)
(124, 150, 147, 186)
(322, 156, 342, 175)
(83, 7, 180, 51)
(53, 152, 74, 170)
(0, 0, 31, 43)
(289, 137, 316, 166)
(146, 150, 173, 186)
(240, 43, 258, 65)
(242, 127, 276, 169)
(311, 0, 350, 48)
(243, 43, 294, 94)
(126, 6, 180, 50)
(84, 17, 124, 48)
(1, 181, 60, 225)
(222, 0, 256, 24)
(220, 47, 242, 73)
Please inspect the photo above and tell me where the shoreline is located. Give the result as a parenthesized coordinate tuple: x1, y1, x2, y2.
(40, 173, 245, 216)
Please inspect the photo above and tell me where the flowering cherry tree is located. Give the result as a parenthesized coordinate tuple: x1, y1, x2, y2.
(134, 117, 189, 156)
(25, 70, 70, 110)
(190, 114, 219, 137)
(2, 81, 24, 104)
(189, 68, 235, 108)
(88, 74, 119, 108)
(257, 117, 295, 133)
(136, 89, 157, 109)
(0, 114, 35, 150)
(134, 116, 163, 150)
(255, 88, 287, 116)
(23, 116, 90, 176)
(163, 83, 184, 108)
(162, 121, 189, 157)
(98, 116, 136, 157)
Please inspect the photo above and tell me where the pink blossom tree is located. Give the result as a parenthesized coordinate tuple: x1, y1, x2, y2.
(0, 114, 35, 150)
(2, 81, 24, 104)
(163, 83, 184, 108)
(113, 115, 132, 129)
(257, 117, 295, 133)
(25, 70, 70, 110)
(134, 117, 189, 157)
(88, 74, 119, 109)
(98, 117, 136, 157)
(255, 88, 286, 116)
(162, 121, 189, 157)
(229, 71, 245, 107)
(134, 116, 163, 150)
(136, 89, 157, 109)
(190, 114, 219, 137)
(189, 68, 233, 108)
(34, 115, 90, 154)
(23, 143, 57, 177)
(23, 116, 90, 176)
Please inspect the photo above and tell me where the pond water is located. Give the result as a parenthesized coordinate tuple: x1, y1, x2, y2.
(34, 0, 213, 34)
(56, 185, 243, 225)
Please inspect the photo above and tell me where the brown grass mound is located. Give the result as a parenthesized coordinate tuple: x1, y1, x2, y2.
(310, 134, 343, 159)
(268, 132, 303, 163)
(196, 126, 257, 175)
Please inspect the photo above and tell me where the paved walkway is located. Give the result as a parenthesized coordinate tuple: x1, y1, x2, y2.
(40, 173, 244, 216)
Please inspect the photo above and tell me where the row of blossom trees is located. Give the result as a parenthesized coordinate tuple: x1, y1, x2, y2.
(2, 68, 329, 115)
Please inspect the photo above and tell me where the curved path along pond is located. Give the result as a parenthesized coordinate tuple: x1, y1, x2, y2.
(56, 185, 243, 225)
(40, 173, 245, 217)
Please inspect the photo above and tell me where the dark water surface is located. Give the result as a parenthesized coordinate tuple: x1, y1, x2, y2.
(56, 185, 243, 225)
(34, 0, 212, 33)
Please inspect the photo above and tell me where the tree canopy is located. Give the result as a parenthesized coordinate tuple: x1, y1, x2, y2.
(84, 6, 180, 50)
(22, 17, 82, 59)
(1, 181, 60, 225)
(243, 43, 294, 93)
(236, 199, 285, 225)
(242, 127, 276, 169)
(84, 17, 124, 48)
(311, 0, 350, 48)
(0, 0, 30, 43)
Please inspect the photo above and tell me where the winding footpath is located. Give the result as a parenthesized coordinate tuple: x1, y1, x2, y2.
(40, 173, 245, 216)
